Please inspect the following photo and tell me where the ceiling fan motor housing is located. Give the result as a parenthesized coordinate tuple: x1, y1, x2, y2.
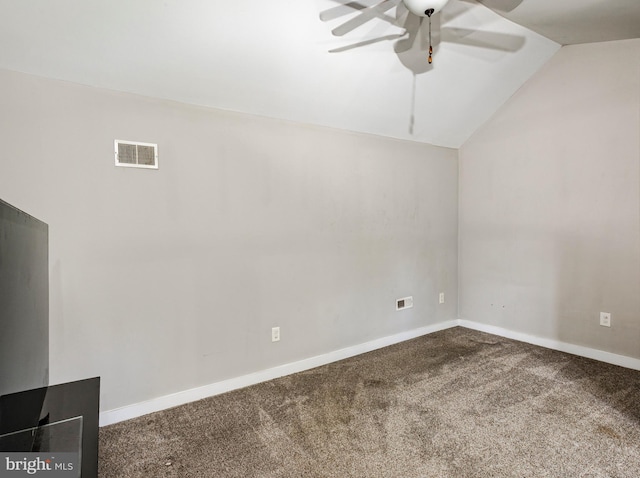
(402, 0, 450, 16)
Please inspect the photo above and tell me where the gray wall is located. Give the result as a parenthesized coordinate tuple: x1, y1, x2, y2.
(459, 39, 640, 358)
(0, 69, 459, 411)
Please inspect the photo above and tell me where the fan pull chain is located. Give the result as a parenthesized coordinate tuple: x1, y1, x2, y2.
(425, 8, 434, 64)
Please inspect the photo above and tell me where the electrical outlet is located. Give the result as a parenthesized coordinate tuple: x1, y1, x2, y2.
(396, 296, 413, 311)
(439, 292, 445, 304)
(599, 312, 611, 327)
(271, 327, 280, 342)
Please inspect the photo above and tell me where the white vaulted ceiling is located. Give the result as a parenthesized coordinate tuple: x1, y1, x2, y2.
(0, 0, 637, 148)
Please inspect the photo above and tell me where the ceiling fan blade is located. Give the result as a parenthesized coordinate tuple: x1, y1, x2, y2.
(329, 33, 406, 53)
(319, 0, 379, 22)
(442, 27, 525, 52)
(331, 0, 398, 36)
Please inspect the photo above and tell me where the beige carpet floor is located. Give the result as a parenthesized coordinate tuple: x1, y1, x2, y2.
(99, 327, 640, 477)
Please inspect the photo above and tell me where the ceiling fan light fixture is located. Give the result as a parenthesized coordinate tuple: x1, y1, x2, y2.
(402, 0, 450, 17)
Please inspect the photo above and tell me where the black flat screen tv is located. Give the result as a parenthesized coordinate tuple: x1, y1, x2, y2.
(0, 198, 49, 398)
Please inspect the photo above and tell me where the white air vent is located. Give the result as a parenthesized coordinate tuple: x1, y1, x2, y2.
(396, 296, 414, 311)
(115, 140, 158, 169)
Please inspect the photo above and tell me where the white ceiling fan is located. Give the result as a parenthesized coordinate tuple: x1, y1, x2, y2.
(320, 0, 525, 73)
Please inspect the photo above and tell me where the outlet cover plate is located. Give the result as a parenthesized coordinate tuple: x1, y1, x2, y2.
(600, 312, 611, 327)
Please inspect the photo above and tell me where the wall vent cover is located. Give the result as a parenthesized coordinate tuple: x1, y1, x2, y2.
(115, 140, 158, 169)
(396, 296, 414, 311)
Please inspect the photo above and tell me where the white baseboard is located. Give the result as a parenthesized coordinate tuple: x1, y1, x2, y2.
(100, 318, 640, 427)
(99, 319, 459, 426)
(458, 319, 640, 371)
